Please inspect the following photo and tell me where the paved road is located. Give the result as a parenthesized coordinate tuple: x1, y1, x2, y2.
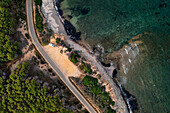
(26, 0, 97, 113)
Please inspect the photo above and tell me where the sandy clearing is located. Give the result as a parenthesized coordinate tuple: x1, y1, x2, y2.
(43, 45, 81, 78)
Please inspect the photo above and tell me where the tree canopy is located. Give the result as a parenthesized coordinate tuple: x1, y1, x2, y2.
(0, 62, 71, 113)
(0, 0, 19, 63)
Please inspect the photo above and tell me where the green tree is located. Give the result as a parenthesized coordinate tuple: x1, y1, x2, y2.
(0, 1, 18, 63)
(0, 62, 71, 112)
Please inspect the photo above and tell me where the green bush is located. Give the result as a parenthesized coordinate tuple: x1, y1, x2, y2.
(70, 52, 80, 64)
(34, 0, 42, 6)
(111, 101, 115, 106)
(35, 8, 43, 32)
(83, 75, 98, 86)
(84, 65, 92, 74)
(107, 106, 116, 113)
(56, 38, 60, 43)
(83, 75, 116, 112)
(98, 74, 101, 79)
(83, 75, 90, 86)
(90, 85, 102, 95)
(67, 47, 72, 52)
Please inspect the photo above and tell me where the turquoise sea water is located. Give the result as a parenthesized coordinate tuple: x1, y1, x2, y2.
(60, 0, 170, 113)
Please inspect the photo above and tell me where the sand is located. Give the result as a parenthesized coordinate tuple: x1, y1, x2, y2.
(43, 45, 82, 78)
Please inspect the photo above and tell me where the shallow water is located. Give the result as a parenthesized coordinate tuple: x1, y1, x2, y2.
(60, 0, 170, 112)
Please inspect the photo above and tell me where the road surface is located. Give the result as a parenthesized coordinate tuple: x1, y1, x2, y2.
(26, 0, 97, 113)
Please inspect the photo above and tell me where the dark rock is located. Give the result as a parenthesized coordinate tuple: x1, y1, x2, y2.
(64, 20, 76, 35)
(52, 73, 55, 76)
(58, 9, 63, 16)
(121, 86, 138, 112)
(48, 68, 52, 72)
(71, 32, 81, 40)
(60, 50, 63, 54)
(40, 59, 45, 64)
(63, 20, 81, 40)
(112, 69, 117, 78)
(101, 61, 110, 67)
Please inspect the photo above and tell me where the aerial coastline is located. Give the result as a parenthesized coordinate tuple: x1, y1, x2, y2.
(41, 0, 131, 112)
(0, 0, 168, 112)
(54, 0, 170, 113)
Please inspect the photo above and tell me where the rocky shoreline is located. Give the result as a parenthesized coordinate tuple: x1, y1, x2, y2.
(43, 0, 138, 112)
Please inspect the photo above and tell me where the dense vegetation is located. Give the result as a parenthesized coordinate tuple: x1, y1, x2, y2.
(0, 0, 12, 7)
(83, 75, 116, 113)
(70, 52, 80, 64)
(83, 75, 102, 95)
(0, 0, 19, 63)
(0, 62, 71, 113)
(35, 8, 43, 32)
(79, 61, 93, 74)
(34, 0, 42, 6)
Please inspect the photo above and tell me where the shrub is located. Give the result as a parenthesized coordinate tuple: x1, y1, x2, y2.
(84, 64, 92, 74)
(25, 33, 30, 39)
(56, 38, 60, 43)
(83, 75, 98, 86)
(83, 75, 90, 86)
(98, 74, 101, 79)
(70, 52, 80, 64)
(41, 37, 49, 45)
(67, 47, 72, 52)
(90, 85, 102, 95)
(35, 8, 43, 32)
(82, 75, 116, 112)
(17, 50, 22, 55)
(34, 0, 42, 6)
